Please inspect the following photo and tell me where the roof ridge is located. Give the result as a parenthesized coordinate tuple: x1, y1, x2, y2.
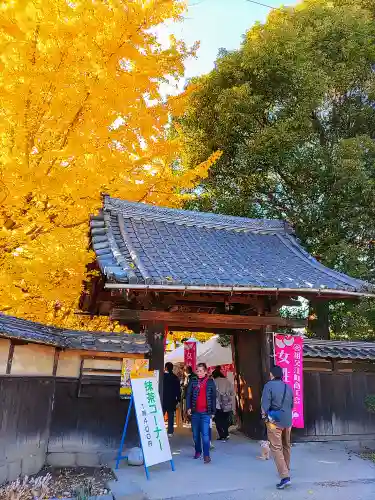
(104, 196, 291, 233)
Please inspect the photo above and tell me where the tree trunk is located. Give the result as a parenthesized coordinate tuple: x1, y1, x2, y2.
(308, 299, 330, 339)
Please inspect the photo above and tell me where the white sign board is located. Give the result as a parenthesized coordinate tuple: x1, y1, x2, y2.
(131, 376, 172, 467)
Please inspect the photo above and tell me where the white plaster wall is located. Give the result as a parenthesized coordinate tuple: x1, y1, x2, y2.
(84, 357, 121, 376)
(84, 357, 121, 369)
(56, 351, 81, 378)
(0, 339, 10, 374)
(11, 344, 55, 375)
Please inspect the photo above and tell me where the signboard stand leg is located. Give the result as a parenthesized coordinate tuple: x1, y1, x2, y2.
(115, 395, 134, 470)
(115, 394, 151, 480)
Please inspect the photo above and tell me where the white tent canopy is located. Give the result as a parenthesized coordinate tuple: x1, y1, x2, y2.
(198, 335, 232, 367)
(165, 336, 232, 367)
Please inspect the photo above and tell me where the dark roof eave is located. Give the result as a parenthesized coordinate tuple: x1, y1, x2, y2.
(0, 314, 150, 354)
(104, 283, 375, 298)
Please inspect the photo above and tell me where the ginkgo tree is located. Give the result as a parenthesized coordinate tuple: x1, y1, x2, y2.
(0, 0, 219, 328)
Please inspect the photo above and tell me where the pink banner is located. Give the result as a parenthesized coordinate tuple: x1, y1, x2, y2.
(274, 334, 304, 429)
(184, 341, 197, 372)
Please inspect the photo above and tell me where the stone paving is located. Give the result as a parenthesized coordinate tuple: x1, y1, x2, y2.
(110, 429, 375, 500)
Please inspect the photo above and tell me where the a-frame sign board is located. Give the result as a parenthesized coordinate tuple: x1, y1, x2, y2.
(115, 372, 175, 480)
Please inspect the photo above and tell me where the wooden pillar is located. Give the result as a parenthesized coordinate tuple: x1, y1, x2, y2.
(308, 298, 330, 339)
(146, 323, 165, 400)
(258, 326, 273, 385)
(6, 341, 14, 375)
(233, 329, 263, 439)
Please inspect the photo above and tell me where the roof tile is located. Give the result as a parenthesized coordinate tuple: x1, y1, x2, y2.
(90, 197, 374, 294)
(304, 339, 375, 361)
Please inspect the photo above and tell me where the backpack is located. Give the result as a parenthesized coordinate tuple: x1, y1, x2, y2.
(219, 385, 233, 412)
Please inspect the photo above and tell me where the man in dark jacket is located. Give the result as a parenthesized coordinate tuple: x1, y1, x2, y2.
(261, 365, 294, 490)
(186, 362, 216, 463)
(163, 362, 181, 437)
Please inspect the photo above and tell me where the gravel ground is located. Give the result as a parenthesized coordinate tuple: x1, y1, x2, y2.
(0, 466, 115, 500)
(39, 466, 115, 498)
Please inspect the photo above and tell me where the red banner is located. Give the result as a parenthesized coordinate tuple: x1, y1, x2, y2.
(208, 364, 234, 376)
(184, 341, 197, 372)
(274, 334, 304, 429)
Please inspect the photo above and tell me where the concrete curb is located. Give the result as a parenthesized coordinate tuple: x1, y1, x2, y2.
(48, 496, 113, 500)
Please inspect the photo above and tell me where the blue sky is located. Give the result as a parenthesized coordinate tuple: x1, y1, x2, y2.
(163, 0, 299, 79)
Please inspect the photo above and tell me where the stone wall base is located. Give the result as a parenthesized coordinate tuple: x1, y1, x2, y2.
(46, 450, 117, 468)
(0, 449, 117, 485)
(0, 450, 46, 485)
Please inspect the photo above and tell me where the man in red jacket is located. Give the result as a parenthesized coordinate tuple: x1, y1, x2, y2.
(187, 363, 216, 463)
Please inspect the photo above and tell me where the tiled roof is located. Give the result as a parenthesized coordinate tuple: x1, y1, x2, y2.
(304, 339, 375, 361)
(90, 196, 373, 295)
(0, 314, 149, 354)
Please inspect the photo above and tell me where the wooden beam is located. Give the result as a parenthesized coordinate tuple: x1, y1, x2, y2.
(165, 294, 264, 305)
(168, 326, 233, 334)
(111, 309, 307, 329)
(110, 290, 301, 305)
(52, 348, 61, 377)
(69, 350, 145, 359)
(6, 342, 14, 375)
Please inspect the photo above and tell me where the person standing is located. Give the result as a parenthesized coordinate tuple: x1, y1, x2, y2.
(186, 362, 216, 463)
(212, 366, 234, 441)
(163, 362, 181, 437)
(261, 365, 294, 490)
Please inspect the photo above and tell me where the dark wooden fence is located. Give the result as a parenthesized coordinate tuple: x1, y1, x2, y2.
(47, 378, 138, 466)
(0, 375, 139, 479)
(295, 371, 375, 440)
(0, 378, 54, 484)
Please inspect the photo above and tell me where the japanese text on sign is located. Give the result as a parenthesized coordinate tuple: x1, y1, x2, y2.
(274, 334, 304, 429)
(184, 341, 197, 372)
(131, 376, 172, 467)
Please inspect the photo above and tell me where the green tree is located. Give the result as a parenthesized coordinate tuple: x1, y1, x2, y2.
(180, 0, 375, 339)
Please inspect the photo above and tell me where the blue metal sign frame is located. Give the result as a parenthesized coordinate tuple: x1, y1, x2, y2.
(115, 386, 175, 480)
